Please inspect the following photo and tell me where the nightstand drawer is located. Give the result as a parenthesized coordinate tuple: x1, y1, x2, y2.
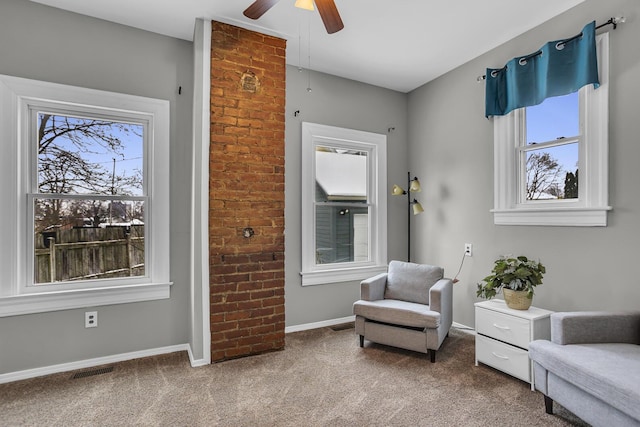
(476, 334, 530, 383)
(476, 307, 530, 349)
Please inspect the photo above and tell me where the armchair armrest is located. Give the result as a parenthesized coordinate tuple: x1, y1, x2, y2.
(429, 278, 453, 314)
(551, 311, 640, 345)
(360, 273, 387, 301)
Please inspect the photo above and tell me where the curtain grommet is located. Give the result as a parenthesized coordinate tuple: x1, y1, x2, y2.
(518, 58, 528, 66)
(556, 42, 565, 51)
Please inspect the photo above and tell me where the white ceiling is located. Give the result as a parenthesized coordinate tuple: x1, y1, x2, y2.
(30, 0, 584, 93)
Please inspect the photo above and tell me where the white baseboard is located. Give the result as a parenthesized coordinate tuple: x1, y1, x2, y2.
(186, 346, 210, 367)
(284, 317, 475, 336)
(452, 321, 476, 335)
(285, 315, 355, 333)
(1, 319, 473, 384)
(0, 343, 206, 384)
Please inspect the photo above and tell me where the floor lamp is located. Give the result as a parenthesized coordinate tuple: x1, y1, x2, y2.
(392, 172, 423, 262)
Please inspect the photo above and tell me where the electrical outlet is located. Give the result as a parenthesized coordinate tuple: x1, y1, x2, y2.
(85, 311, 98, 328)
(464, 243, 473, 257)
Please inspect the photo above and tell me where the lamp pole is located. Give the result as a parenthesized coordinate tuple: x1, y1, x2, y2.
(407, 172, 412, 262)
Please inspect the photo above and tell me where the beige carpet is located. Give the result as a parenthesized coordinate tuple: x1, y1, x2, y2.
(1, 326, 586, 426)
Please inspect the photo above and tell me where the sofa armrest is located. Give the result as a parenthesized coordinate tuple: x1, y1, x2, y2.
(429, 278, 453, 314)
(551, 311, 640, 345)
(360, 273, 387, 301)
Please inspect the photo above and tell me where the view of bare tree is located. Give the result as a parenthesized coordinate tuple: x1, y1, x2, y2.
(525, 152, 564, 200)
(35, 114, 143, 232)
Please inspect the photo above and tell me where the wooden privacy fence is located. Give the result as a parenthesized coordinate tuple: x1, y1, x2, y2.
(35, 225, 145, 283)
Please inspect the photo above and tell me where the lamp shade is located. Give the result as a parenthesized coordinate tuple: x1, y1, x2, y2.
(294, 0, 315, 11)
(391, 185, 405, 196)
(412, 200, 424, 215)
(409, 178, 421, 193)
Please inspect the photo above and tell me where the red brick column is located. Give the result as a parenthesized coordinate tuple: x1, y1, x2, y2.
(209, 21, 286, 362)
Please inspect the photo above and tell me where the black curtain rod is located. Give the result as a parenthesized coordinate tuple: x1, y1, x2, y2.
(596, 17, 622, 31)
(477, 17, 623, 81)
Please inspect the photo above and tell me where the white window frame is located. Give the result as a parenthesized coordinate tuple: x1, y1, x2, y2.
(492, 33, 611, 226)
(0, 75, 171, 317)
(301, 122, 387, 286)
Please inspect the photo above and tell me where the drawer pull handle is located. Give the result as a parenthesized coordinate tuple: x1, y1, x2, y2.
(493, 323, 511, 330)
(492, 352, 509, 360)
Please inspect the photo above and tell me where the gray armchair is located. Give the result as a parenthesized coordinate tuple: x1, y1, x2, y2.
(529, 312, 640, 426)
(352, 261, 453, 362)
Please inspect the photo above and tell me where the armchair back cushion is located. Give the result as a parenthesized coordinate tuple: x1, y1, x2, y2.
(384, 261, 444, 305)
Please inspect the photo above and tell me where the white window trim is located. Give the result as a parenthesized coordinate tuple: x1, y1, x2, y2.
(492, 33, 611, 226)
(301, 122, 387, 286)
(0, 75, 171, 317)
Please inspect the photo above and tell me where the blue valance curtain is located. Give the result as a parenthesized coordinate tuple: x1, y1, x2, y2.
(485, 21, 599, 117)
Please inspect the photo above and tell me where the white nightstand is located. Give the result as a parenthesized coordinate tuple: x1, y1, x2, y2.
(474, 299, 553, 390)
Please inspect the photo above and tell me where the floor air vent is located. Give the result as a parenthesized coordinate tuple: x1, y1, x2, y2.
(330, 322, 354, 331)
(72, 366, 114, 379)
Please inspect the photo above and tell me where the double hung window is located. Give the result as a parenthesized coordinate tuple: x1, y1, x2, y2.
(492, 33, 610, 226)
(301, 123, 387, 285)
(0, 75, 170, 316)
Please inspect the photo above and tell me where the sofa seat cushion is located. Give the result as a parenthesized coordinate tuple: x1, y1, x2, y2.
(529, 340, 640, 421)
(353, 299, 440, 329)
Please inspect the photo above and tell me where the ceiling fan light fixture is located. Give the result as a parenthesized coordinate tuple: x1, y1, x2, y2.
(244, 0, 343, 34)
(294, 0, 315, 11)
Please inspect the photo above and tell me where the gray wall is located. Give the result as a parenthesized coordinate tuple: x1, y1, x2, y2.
(285, 67, 409, 326)
(408, 0, 640, 328)
(0, 0, 193, 374)
(5, 0, 634, 373)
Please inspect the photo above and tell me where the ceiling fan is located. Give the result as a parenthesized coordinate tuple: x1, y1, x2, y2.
(243, 0, 344, 34)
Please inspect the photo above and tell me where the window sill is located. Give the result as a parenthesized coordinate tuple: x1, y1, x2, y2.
(0, 282, 172, 317)
(301, 265, 387, 286)
(492, 206, 612, 226)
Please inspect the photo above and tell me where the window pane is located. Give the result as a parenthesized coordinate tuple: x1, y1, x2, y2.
(315, 147, 367, 203)
(37, 113, 144, 196)
(315, 206, 368, 264)
(34, 198, 145, 283)
(526, 92, 579, 145)
(525, 143, 579, 200)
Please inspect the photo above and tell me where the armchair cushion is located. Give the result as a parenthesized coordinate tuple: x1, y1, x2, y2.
(353, 299, 441, 329)
(384, 261, 443, 305)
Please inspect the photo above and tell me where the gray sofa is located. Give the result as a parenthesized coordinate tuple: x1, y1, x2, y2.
(352, 261, 453, 362)
(528, 312, 640, 427)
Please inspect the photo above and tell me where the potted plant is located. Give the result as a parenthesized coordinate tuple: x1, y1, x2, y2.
(476, 255, 546, 310)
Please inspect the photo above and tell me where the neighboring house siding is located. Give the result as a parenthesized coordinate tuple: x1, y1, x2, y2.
(315, 182, 367, 264)
(334, 213, 353, 263)
(315, 183, 334, 263)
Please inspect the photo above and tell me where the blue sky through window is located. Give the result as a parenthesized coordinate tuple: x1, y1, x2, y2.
(526, 92, 579, 144)
(37, 113, 144, 196)
(526, 92, 579, 173)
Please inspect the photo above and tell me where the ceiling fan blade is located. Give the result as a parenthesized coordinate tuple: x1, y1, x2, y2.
(314, 0, 344, 34)
(243, 0, 281, 20)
